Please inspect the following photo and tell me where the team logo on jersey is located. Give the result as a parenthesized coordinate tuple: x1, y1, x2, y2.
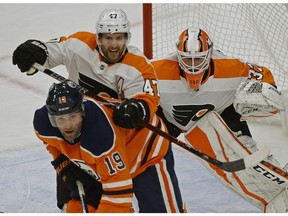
(97, 92, 111, 98)
(78, 73, 119, 99)
(73, 159, 101, 181)
(172, 104, 214, 126)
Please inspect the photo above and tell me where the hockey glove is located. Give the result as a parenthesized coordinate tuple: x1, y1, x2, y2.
(12, 39, 48, 75)
(113, 98, 150, 129)
(70, 179, 103, 209)
(51, 154, 96, 192)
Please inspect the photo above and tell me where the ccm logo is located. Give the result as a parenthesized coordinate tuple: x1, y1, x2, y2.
(253, 165, 286, 185)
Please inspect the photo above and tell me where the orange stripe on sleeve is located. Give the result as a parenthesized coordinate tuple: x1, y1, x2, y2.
(67, 31, 97, 51)
(152, 59, 181, 80)
(213, 59, 249, 78)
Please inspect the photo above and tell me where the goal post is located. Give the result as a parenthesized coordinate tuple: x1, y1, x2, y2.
(143, 3, 153, 60)
(142, 3, 288, 92)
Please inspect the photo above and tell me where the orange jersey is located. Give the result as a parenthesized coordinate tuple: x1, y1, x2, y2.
(151, 50, 277, 131)
(33, 96, 169, 213)
(44, 32, 160, 118)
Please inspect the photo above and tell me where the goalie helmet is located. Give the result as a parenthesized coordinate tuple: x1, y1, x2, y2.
(176, 28, 213, 90)
(46, 80, 85, 126)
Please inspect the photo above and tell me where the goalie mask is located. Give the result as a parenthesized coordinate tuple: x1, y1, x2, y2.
(96, 9, 131, 62)
(176, 28, 213, 90)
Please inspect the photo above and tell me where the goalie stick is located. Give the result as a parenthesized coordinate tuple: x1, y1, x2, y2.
(31, 63, 270, 172)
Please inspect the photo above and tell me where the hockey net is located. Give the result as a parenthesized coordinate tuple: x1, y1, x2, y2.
(143, 3, 288, 93)
(143, 3, 288, 126)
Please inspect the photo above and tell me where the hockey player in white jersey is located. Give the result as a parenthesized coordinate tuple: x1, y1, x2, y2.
(151, 28, 288, 212)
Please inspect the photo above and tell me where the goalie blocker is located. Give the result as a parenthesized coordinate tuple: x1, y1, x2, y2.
(184, 111, 288, 213)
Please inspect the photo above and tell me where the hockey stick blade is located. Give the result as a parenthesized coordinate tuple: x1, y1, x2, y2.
(243, 145, 270, 168)
(214, 145, 270, 172)
(32, 63, 269, 173)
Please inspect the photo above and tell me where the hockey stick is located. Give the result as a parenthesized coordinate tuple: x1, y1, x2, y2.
(76, 180, 88, 213)
(32, 63, 269, 172)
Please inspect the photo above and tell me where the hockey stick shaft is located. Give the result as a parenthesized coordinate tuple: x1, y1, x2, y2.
(33, 63, 269, 172)
(76, 180, 89, 213)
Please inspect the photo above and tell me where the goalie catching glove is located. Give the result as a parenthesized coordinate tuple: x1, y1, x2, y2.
(113, 98, 150, 129)
(12, 39, 48, 75)
(233, 80, 284, 120)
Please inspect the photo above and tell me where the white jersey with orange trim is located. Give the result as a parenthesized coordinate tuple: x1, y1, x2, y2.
(43, 31, 160, 117)
(33, 96, 170, 213)
(152, 51, 287, 212)
(151, 50, 276, 132)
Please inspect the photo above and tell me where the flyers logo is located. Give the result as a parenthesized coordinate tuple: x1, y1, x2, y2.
(97, 92, 111, 98)
(172, 104, 214, 126)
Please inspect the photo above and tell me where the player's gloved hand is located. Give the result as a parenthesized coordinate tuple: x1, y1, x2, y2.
(12, 39, 48, 75)
(70, 179, 103, 209)
(51, 154, 96, 192)
(51, 154, 78, 191)
(113, 98, 150, 129)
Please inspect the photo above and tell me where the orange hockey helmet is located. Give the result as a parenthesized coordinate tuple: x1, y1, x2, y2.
(176, 28, 213, 90)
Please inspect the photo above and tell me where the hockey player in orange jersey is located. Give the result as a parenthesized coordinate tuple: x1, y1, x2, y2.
(151, 28, 287, 212)
(33, 80, 185, 213)
(12, 9, 162, 211)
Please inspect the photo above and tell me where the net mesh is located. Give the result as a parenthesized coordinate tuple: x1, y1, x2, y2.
(151, 3, 288, 92)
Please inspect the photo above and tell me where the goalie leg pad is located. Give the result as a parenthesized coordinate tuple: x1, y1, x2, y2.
(280, 90, 288, 134)
(266, 186, 288, 213)
(184, 111, 288, 212)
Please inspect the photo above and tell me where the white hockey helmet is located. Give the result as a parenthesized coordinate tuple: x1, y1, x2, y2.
(96, 9, 131, 35)
(96, 9, 131, 62)
(176, 28, 213, 90)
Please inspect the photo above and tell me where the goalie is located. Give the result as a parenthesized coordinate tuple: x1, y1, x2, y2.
(152, 28, 288, 212)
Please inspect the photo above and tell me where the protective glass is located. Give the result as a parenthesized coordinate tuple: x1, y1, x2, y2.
(48, 110, 83, 128)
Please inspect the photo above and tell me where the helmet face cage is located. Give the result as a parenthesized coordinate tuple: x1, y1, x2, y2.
(46, 80, 85, 127)
(176, 28, 213, 76)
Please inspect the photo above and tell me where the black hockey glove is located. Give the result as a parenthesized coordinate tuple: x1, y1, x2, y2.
(70, 179, 103, 209)
(51, 154, 96, 192)
(113, 98, 150, 129)
(12, 39, 48, 75)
